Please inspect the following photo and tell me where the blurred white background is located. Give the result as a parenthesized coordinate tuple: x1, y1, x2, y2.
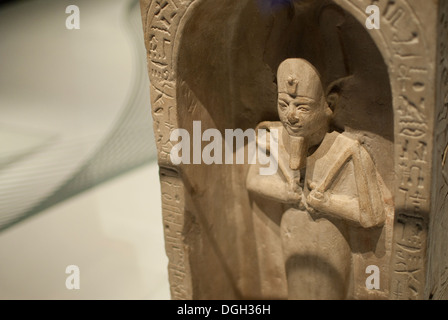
(0, 0, 169, 299)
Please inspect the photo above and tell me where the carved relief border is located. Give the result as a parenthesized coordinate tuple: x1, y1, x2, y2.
(141, 0, 436, 300)
(334, 0, 433, 300)
(430, 0, 448, 300)
(140, 0, 195, 300)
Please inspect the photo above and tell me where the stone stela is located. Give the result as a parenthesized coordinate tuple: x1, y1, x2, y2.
(139, 0, 448, 300)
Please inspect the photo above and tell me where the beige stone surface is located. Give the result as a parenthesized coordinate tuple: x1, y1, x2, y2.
(140, 0, 448, 300)
(246, 58, 393, 299)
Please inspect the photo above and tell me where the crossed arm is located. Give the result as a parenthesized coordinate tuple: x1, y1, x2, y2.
(246, 161, 302, 204)
(246, 140, 386, 228)
(305, 142, 385, 228)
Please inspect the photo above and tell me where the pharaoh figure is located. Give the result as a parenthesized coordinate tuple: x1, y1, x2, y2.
(246, 58, 392, 299)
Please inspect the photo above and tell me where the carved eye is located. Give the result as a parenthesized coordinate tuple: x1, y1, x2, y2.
(296, 105, 310, 112)
(278, 101, 288, 109)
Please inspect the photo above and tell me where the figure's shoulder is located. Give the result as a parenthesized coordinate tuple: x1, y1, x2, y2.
(335, 132, 362, 148)
(322, 131, 361, 151)
(310, 131, 362, 161)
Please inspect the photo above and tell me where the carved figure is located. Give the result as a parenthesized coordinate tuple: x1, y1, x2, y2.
(247, 58, 391, 299)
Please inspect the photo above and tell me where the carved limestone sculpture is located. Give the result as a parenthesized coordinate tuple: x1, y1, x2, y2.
(140, 0, 448, 300)
(246, 58, 393, 299)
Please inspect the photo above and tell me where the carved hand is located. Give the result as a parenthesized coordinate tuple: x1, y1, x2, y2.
(306, 183, 329, 212)
(286, 188, 302, 203)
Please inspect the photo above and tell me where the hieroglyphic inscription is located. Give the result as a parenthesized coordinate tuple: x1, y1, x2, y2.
(160, 167, 191, 299)
(144, 0, 183, 165)
(141, 0, 196, 300)
(381, 0, 429, 301)
(140, 0, 440, 299)
(340, 0, 433, 299)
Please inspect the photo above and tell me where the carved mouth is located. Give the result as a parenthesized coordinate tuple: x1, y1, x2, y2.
(287, 124, 303, 132)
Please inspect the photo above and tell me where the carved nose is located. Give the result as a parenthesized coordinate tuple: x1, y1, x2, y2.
(287, 107, 299, 124)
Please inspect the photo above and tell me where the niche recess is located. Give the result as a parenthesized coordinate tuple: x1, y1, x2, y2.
(176, 0, 393, 299)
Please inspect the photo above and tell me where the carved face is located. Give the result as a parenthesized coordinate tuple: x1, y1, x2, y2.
(277, 93, 329, 138)
(277, 58, 332, 143)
